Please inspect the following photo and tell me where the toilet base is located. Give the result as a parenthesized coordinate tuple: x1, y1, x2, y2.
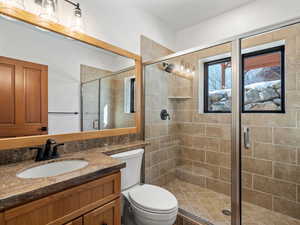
(122, 197, 136, 225)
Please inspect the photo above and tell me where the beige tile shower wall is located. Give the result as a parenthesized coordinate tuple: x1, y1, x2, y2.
(143, 36, 178, 186)
(240, 23, 300, 220)
(141, 35, 174, 62)
(145, 65, 180, 186)
(170, 43, 233, 196)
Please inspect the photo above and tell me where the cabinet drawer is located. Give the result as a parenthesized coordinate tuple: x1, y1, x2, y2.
(84, 198, 121, 225)
(4, 172, 121, 225)
(65, 217, 83, 225)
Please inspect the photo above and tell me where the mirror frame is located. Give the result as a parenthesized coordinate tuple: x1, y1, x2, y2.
(0, 3, 142, 150)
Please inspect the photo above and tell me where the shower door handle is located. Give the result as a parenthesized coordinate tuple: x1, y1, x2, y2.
(243, 127, 251, 149)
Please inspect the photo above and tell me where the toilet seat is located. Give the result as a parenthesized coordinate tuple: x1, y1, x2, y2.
(128, 184, 178, 214)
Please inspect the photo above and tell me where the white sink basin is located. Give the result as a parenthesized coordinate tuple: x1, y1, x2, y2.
(17, 160, 89, 179)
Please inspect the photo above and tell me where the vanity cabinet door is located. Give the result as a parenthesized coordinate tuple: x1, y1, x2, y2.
(84, 198, 121, 225)
(65, 217, 83, 225)
(4, 172, 120, 225)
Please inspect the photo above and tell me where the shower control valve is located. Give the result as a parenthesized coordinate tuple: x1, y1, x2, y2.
(160, 109, 171, 120)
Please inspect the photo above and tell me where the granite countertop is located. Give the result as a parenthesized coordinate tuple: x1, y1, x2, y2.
(0, 149, 125, 212)
(0, 140, 149, 212)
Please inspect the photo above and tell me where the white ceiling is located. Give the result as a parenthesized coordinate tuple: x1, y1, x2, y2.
(120, 0, 256, 30)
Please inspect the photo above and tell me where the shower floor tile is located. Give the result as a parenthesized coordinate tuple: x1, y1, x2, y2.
(162, 179, 300, 225)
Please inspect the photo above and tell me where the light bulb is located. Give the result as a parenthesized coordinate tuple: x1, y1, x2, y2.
(180, 60, 185, 71)
(187, 66, 191, 73)
(70, 5, 84, 32)
(39, 0, 58, 23)
(185, 64, 190, 73)
(1, 0, 25, 9)
(192, 66, 196, 76)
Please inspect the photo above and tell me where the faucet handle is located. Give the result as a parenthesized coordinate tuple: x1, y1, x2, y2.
(160, 109, 171, 120)
(46, 139, 56, 145)
(51, 143, 64, 158)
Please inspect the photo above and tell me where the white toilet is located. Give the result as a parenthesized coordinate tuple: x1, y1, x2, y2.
(111, 149, 178, 225)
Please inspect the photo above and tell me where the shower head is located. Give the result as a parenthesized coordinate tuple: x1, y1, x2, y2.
(162, 62, 175, 73)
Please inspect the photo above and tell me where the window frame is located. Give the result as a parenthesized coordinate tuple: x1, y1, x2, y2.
(124, 76, 136, 114)
(204, 57, 232, 113)
(130, 77, 136, 113)
(241, 45, 285, 113)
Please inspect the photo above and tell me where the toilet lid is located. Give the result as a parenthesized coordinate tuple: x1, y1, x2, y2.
(128, 184, 178, 213)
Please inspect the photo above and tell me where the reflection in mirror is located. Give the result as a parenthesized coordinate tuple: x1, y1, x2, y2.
(0, 15, 135, 138)
(81, 66, 136, 131)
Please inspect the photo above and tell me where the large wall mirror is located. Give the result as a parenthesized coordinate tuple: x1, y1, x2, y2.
(0, 5, 141, 149)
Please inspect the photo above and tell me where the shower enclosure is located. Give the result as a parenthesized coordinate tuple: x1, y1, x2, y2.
(144, 21, 300, 225)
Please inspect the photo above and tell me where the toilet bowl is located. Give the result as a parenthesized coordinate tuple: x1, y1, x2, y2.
(124, 184, 178, 225)
(111, 149, 178, 225)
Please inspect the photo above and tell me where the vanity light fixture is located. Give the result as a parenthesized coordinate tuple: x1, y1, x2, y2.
(38, 0, 84, 32)
(39, 0, 59, 22)
(64, 0, 84, 32)
(0, 0, 25, 9)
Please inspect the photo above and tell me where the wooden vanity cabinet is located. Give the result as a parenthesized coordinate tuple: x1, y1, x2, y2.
(2, 172, 121, 225)
(84, 198, 121, 225)
(65, 217, 83, 225)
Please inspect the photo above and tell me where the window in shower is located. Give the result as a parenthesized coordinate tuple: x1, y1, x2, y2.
(204, 57, 232, 113)
(242, 46, 285, 112)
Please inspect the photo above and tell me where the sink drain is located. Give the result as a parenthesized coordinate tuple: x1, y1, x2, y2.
(222, 209, 232, 216)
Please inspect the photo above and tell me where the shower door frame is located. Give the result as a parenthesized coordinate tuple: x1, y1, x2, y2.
(80, 79, 101, 132)
(143, 16, 300, 225)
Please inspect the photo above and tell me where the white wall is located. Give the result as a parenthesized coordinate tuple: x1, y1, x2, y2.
(0, 17, 134, 134)
(175, 0, 300, 51)
(22, 0, 176, 54)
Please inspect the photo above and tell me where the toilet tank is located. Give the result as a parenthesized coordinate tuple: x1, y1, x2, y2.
(111, 148, 144, 190)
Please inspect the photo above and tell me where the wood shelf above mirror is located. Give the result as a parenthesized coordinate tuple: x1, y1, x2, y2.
(0, 3, 142, 151)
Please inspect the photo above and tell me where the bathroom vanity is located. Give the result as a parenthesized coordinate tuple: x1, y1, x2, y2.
(0, 149, 127, 225)
(3, 173, 121, 225)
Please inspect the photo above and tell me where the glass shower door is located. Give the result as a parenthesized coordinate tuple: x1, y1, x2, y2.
(240, 23, 300, 225)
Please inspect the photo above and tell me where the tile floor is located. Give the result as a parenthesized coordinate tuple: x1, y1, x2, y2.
(163, 179, 300, 225)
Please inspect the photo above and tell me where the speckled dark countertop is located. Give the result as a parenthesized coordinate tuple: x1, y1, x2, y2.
(0, 141, 148, 212)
